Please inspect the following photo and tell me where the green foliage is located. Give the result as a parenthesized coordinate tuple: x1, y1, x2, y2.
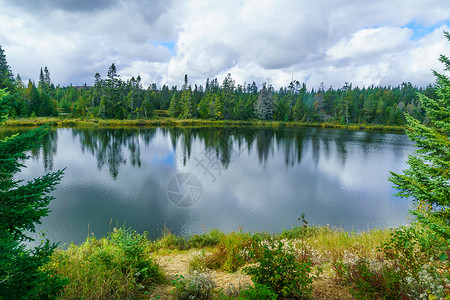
(168, 91, 181, 118)
(0, 88, 66, 299)
(0, 235, 67, 300)
(389, 31, 450, 268)
(171, 271, 215, 300)
(179, 88, 194, 119)
(157, 229, 189, 250)
(187, 229, 224, 248)
(202, 231, 253, 272)
(244, 237, 315, 299)
(333, 224, 450, 299)
(50, 227, 164, 299)
(238, 283, 277, 300)
(255, 82, 274, 120)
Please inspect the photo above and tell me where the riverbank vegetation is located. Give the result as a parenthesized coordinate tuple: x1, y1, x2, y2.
(2, 116, 405, 131)
(46, 221, 449, 299)
(48, 224, 393, 299)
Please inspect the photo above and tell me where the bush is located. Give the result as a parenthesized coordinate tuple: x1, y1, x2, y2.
(50, 227, 164, 299)
(172, 270, 215, 300)
(332, 224, 450, 299)
(244, 238, 315, 299)
(203, 231, 253, 272)
(158, 232, 189, 250)
(187, 229, 224, 248)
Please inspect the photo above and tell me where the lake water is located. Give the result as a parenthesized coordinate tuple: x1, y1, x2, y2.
(4, 126, 415, 247)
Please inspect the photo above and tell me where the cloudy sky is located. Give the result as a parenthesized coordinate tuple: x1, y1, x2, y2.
(1, 0, 450, 89)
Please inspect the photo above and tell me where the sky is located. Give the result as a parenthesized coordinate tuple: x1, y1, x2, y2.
(1, 0, 450, 90)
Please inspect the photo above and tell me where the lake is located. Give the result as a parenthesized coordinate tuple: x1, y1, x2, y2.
(5, 126, 415, 247)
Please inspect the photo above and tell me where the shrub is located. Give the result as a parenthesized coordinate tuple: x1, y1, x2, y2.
(187, 229, 224, 248)
(244, 237, 315, 299)
(203, 231, 253, 272)
(158, 231, 188, 250)
(332, 224, 450, 299)
(50, 227, 164, 299)
(188, 250, 209, 273)
(172, 270, 215, 300)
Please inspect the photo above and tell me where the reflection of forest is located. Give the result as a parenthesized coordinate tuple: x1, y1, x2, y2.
(72, 128, 157, 178)
(0, 128, 58, 172)
(13, 126, 407, 179)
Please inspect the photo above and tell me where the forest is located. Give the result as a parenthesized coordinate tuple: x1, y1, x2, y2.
(0, 45, 436, 125)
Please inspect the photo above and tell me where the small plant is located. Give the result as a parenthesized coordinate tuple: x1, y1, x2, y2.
(239, 283, 277, 299)
(172, 270, 215, 300)
(189, 250, 209, 272)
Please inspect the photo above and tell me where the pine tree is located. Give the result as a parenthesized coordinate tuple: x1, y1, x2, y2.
(0, 88, 66, 298)
(0, 46, 15, 92)
(221, 73, 235, 119)
(197, 92, 213, 119)
(38, 67, 45, 90)
(389, 31, 450, 248)
(179, 88, 193, 119)
(168, 91, 181, 118)
(255, 81, 274, 120)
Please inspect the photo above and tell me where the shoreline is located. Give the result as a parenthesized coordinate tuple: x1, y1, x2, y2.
(3, 117, 405, 132)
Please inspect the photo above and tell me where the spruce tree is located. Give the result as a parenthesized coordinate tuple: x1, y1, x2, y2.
(389, 31, 450, 248)
(255, 81, 274, 120)
(0, 88, 66, 298)
(0, 46, 14, 92)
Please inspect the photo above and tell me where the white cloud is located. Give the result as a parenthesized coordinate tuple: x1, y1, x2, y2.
(327, 27, 412, 61)
(0, 0, 450, 88)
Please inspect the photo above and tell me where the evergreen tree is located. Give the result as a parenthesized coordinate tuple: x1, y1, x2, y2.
(38, 67, 45, 91)
(0, 46, 15, 92)
(197, 92, 214, 119)
(389, 31, 450, 250)
(212, 94, 225, 120)
(179, 88, 193, 119)
(44, 67, 52, 91)
(141, 92, 155, 118)
(221, 73, 235, 119)
(168, 91, 181, 118)
(255, 81, 274, 120)
(0, 88, 66, 298)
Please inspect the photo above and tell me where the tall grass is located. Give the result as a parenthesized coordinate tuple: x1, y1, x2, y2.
(48, 227, 164, 299)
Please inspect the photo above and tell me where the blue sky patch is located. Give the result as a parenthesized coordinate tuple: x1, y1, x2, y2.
(153, 41, 176, 55)
(403, 19, 450, 40)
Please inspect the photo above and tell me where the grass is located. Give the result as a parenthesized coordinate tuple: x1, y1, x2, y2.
(48, 227, 164, 299)
(4, 116, 406, 132)
(279, 225, 392, 262)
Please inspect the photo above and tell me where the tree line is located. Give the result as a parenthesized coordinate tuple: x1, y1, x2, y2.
(0, 45, 437, 125)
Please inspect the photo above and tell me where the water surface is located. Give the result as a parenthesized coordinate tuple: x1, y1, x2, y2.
(4, 126, 414, 246)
